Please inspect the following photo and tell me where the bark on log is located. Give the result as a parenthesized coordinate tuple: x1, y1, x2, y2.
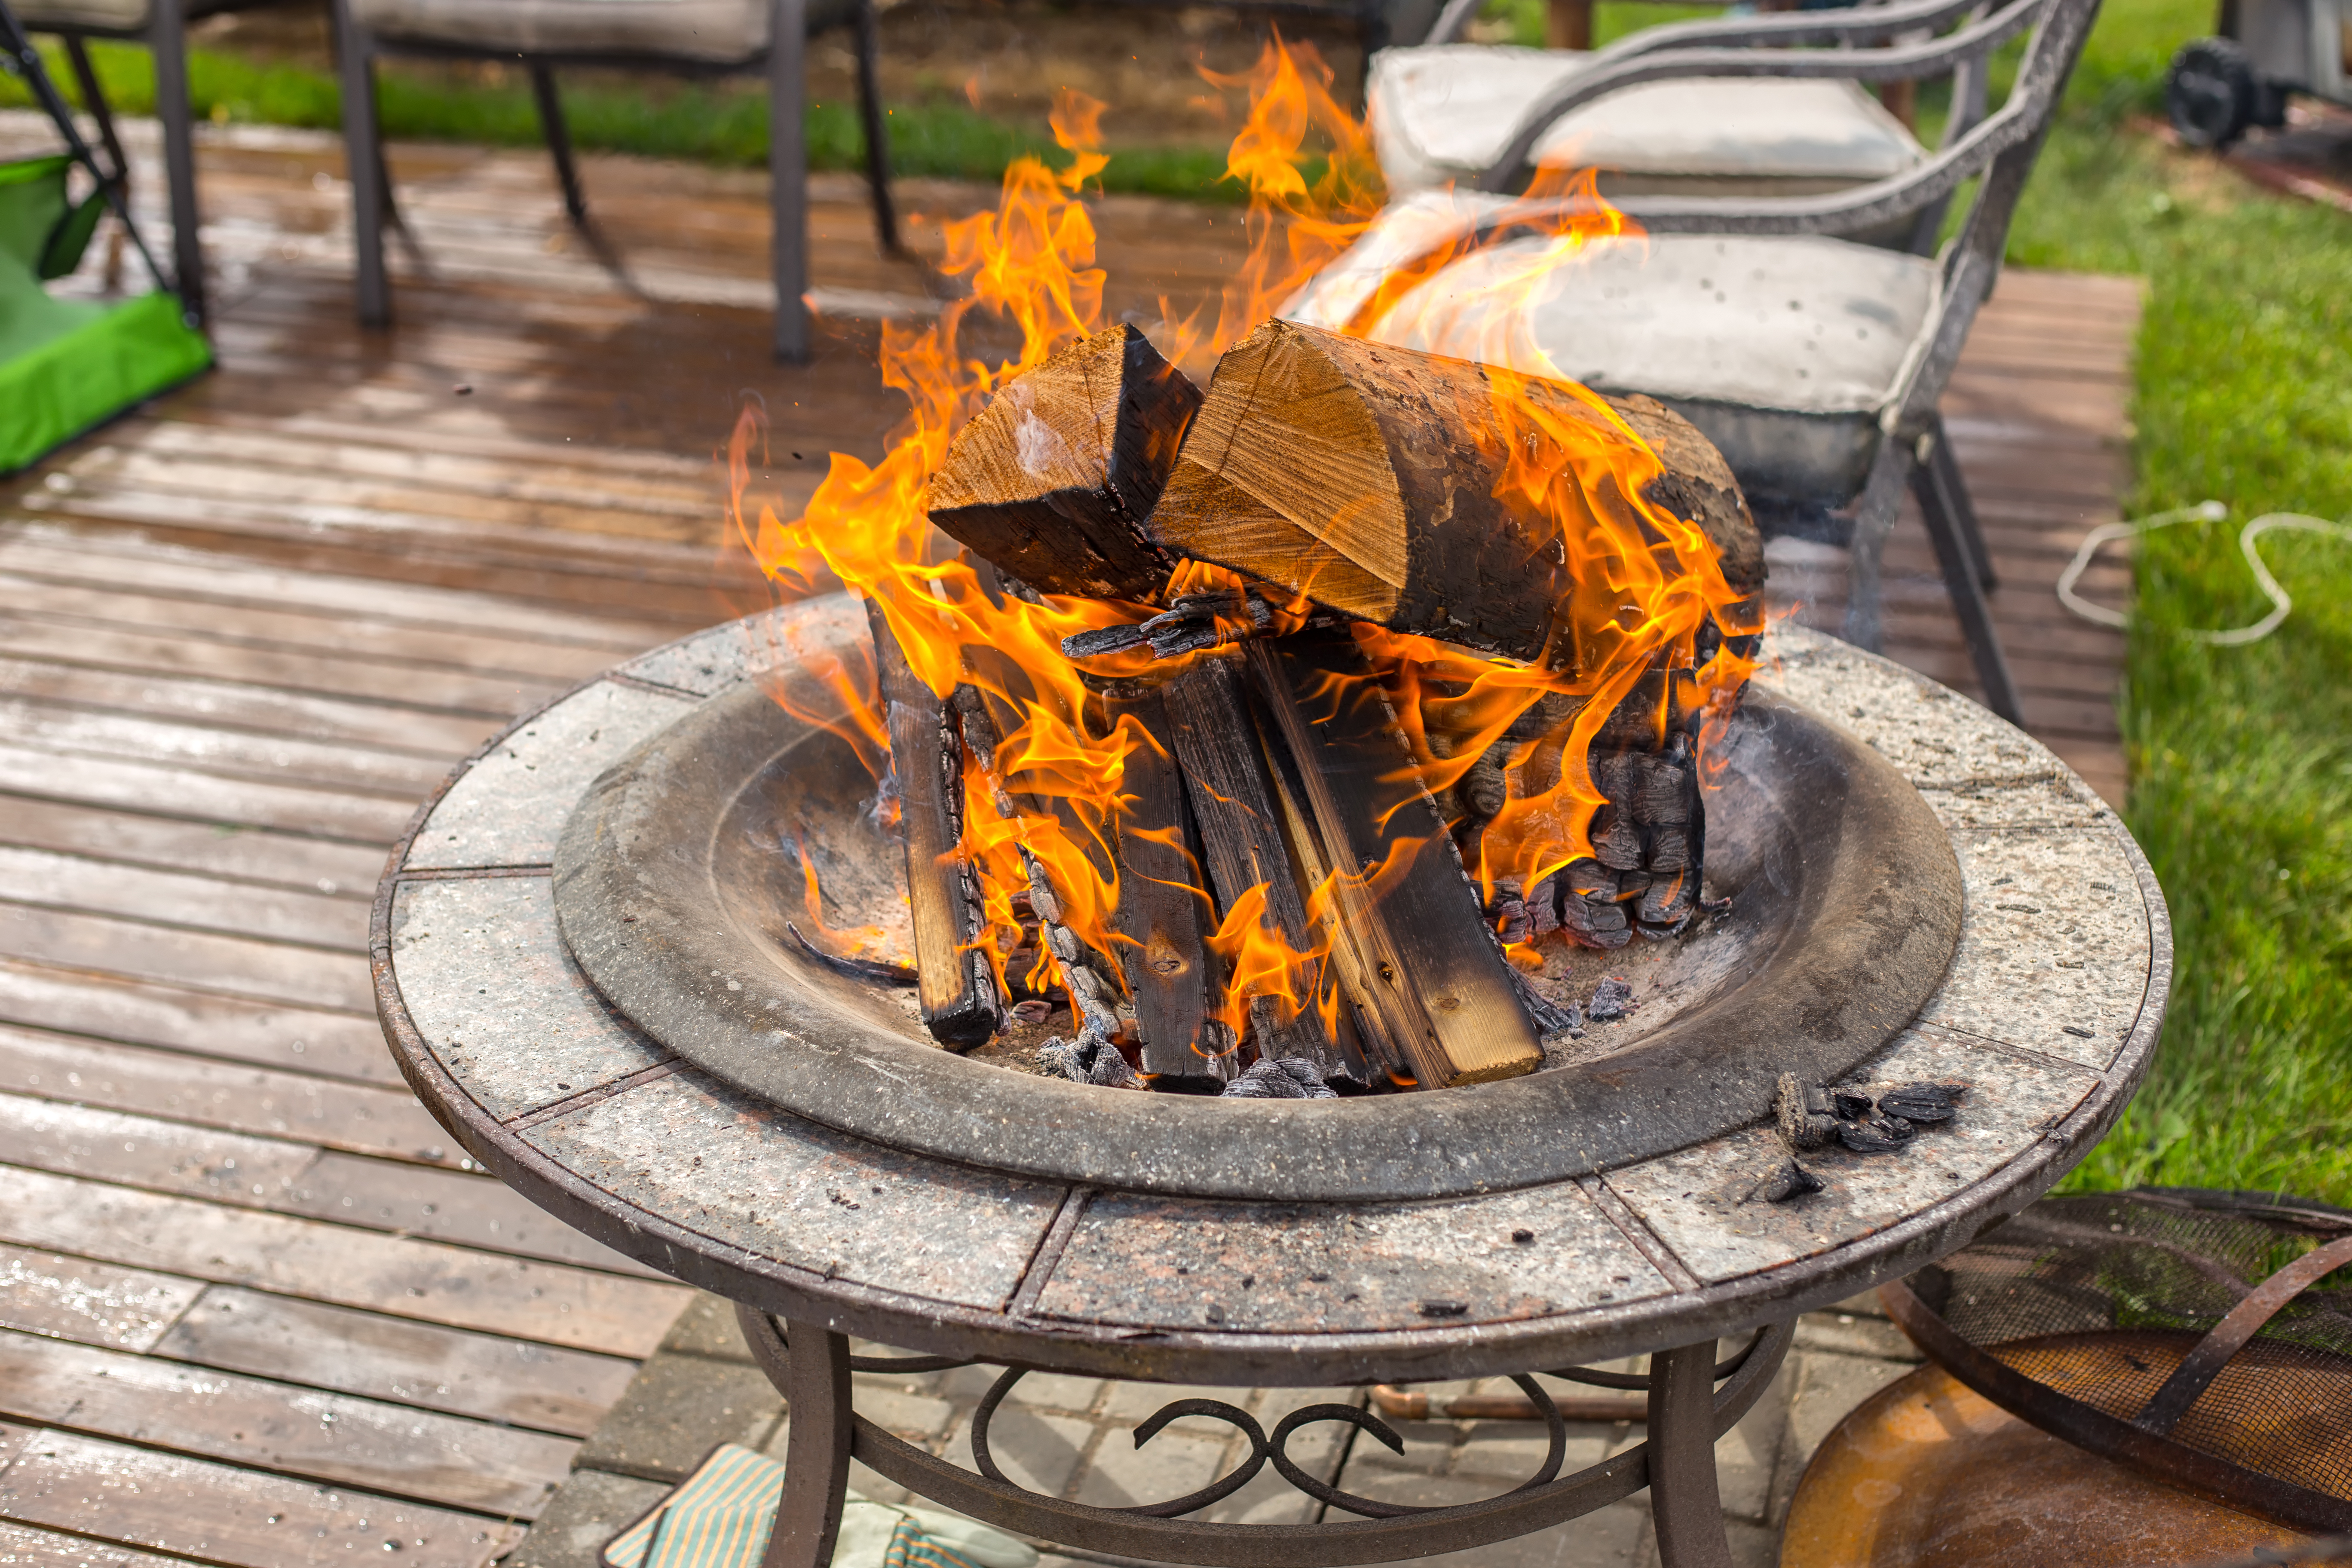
(927, 323, 1203, 603)
(867, 603, 1000, 1048)
(1246, 633, 1543, 1087)
(1145, 320, 1763, 667)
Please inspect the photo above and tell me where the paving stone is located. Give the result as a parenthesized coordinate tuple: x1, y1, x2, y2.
(1449, 1420, 1617, 1482)
(1343, 1416, 1458, 1477)
(658, 1292, 753, 1363)
(1072, 1419, 1231, 1510)
(1330, 1474, 1654, 1567)
(943, 1406, 1096, 1500)
(857, 1385, 957, 1443)
(404, 680, 695, 870)
(1794, 1311, 1921, 1363)
(1098, 1378, 1264, 1442)
(1712, 1356, 1793, 1526)
(505, 1467, 670, 1568)
(573, 1353, 784, 1483)
(1198, 1386, 1363, 1526)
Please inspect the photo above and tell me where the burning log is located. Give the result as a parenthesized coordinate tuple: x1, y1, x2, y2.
(927, 323, 1204, 603)
(867, 604, 1001, 1048)
(1160, 658, 1362, 1087)
(1142, 320, 1764, 667)
(1102, 686, 1230, 1086)
(1248, 633, 1544, 1088)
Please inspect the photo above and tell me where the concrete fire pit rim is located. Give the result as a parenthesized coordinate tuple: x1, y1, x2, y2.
(546, 625, 1963, 1203)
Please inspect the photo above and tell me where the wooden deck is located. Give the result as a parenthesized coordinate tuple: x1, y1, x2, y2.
(0, 113, 2136, 1567)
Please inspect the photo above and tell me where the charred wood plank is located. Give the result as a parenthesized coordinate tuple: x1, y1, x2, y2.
(1103, 687, 1222, 1083)
(867, 602, 1000, 1048)
(1159, 657, 1352, 1085)
(1145, 320, 1763, 667)
(927, 324, 1203, 603)
(1246, 632, 1542, 1087)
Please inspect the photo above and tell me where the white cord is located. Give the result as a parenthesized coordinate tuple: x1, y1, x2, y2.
(2058, 500, 2352, 646)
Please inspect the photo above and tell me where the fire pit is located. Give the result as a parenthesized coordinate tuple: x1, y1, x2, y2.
(375, 609, 2167, 1568)
(552, 594, 1961, 1202)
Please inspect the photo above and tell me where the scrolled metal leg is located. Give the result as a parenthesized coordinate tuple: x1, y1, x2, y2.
(1645, 1341, 1733, 1568)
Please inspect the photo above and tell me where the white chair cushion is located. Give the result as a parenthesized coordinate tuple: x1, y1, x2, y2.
(1284, 193, 1941, 502)
(349, 0, 775, 64)
(12, 0, 151, 31)
(1369, 44, 1926, 196)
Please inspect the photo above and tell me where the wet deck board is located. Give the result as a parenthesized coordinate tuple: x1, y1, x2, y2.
(0, 107, 2137, 1556)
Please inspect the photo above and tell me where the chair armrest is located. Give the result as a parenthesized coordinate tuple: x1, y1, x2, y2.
(1473, 0, 2040, 190)
(1426, 0, 1990, 51)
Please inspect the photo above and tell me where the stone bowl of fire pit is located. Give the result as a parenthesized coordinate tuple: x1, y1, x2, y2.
(550, 592, 1961, 1204)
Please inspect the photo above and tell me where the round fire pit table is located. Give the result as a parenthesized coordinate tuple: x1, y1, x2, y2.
(372, 608, 2168, 1568)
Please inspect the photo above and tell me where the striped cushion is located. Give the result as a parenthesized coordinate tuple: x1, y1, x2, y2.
(603, 1445, 1037, 1568)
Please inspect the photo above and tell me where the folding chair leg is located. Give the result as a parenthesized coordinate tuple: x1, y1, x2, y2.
(147, 0, 206, 325)
(769, 0, 812, 362)
(61, 38, 128, 187)
(333, 0, 392, 328)
(1841, 439, 1908, 655)
(528, 64, 590, 227)
(1910, 434, 2025, 725)
(1924, 412, 1995, 589)
(849, 0, 899, 255)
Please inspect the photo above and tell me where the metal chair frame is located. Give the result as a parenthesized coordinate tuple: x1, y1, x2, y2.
(1379, 0, 2102, 721)
(9, 0, 223, 325)
(330, 0, 899, 363)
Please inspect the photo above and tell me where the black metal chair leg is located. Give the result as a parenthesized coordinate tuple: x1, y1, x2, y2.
(1926, 412, 1996, 589)
(332, 0, 391, 327)
(528, 63, 590, 227)
(849, 0, 899, 255)
(61, 37, 128, 187)
(1646, 1341, 1734, 1568)
(1910, 436, 2025, 725)
(769, 0, 812, 362)
(146, 0, 205, 325)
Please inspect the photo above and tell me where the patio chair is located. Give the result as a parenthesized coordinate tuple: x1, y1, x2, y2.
(329, 0, 899, 361)
(5, 0, 285, 326)
(1366, 0, 1994, 254)
(1286, 0, 2095, 723)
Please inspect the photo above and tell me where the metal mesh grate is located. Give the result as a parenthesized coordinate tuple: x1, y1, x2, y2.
(1898, 1188, 2352, 1518)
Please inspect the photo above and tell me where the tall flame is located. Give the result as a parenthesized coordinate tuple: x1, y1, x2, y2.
(729, 39, 1758, 1059)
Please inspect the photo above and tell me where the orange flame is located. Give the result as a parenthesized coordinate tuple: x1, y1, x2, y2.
(729, 40, 1758, 1060)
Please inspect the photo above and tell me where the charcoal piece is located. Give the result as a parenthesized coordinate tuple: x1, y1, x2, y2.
(1586, 975, 1637, 1021)
(1560, 890, 1631, 950)
(1512, 970, 1581, 1039)
(1039, 1035, 1141, 1089)
(786, 923, 918, 986)
(1748, 1158, 1824, 1204)
(1489, 877, 1530, 944)
(1649, 827, 1690, 874)
(1774, 1072, 1836, 1153)
(1528, 872, 1561, 937)
(1831, 1088, 1876, 1121)
(1878, 1081, 1968, 1124)
(1219, 1056, 1338, 1099)
(1834, 1114, 1916, 1154)
(1565, 858, 1615, 898)
(1062, 623, 1151, 660)
(1592, 811, 1645, 871)
(1011, 998, 1054, 1025)
(1635, 872, 1695, 931)
(1460, 743, 1509, 823)
(1635, 754, 1693, 824)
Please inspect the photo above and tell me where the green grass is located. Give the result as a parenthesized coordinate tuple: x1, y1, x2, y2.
(2001, 0, 2352, 1206)
(0, 38, 1234, 198)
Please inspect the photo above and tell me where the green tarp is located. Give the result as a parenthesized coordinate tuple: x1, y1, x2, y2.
(0, 155, 211, 473)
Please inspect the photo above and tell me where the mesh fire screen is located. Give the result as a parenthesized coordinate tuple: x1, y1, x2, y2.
(1883, 1187, 2352, 1533)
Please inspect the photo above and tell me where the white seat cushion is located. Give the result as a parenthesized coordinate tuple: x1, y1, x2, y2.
(1285, 193, 1941, 502)
(12, 0, 152, 31)
(349, 0, 781, 64)
(1369, 45, 1925, 196)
